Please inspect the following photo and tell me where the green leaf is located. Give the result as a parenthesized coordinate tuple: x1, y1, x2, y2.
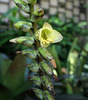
(15, 80, 33, 95)
(3, 54, 26, 93)
(0, 53, 12, 83)
(78, 22, 87, 27)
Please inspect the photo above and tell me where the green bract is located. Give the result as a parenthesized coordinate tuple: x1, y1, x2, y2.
(43, 90, 55, 100)
(40, 61, 53, 76)
(31, 76, 41, 86)
(38, 47, 53, 61)
(21, 50, 37, 59)
(14, 0, 30, 13)
(10, 36, 34, 47)
(31, 8, 44, 22)
(33, 88, 43, 100)
(27, 63, 39, 73)
(14, 21, 32, 32)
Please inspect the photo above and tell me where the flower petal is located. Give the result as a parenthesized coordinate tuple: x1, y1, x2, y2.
(43, 22, 53, 30)
(49, 30, 63, 43)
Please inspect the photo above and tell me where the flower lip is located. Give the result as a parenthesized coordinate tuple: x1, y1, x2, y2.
(41, 28, 51, 40)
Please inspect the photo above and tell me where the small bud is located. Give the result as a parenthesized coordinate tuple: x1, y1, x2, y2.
(31, 76, 41, 86)
(31, 8, 44, 22)
(14, 0, 30, 13)
(27, 63, 39, 73)
(10, 36, 34, 47)
(21, 50, 37, 59)
(38, 47, 53, 61)
(27, 0, 37, 5)
(33, 88, 43, 100)
(14, 21, 32, 32)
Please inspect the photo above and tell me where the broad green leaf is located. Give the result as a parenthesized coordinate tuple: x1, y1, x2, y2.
(0, 53, 12, 83)
(3, 54, 26, 93)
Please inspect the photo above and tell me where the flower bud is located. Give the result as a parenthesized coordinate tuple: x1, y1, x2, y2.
(27, 63, 39, 73)
(31, 76, 41, 86)
(10, 36, 34, 47)
(31, 8, 44, 22)
(21, 50, 37, 59)
(27, 0, 37, 5)
(14, 0, 30, 13)
(14, 21, 32, 32)
(38, 47, 53, 61)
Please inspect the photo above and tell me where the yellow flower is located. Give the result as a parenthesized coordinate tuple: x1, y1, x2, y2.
(35, 22, 63, 47)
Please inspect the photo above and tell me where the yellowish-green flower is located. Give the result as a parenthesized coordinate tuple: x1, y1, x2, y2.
(35, 22, 63, 47)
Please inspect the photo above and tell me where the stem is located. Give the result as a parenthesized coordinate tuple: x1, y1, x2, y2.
(30, 4, 44, 100)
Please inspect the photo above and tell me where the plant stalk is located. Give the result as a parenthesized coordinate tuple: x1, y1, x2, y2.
(30, 4, 44, 100)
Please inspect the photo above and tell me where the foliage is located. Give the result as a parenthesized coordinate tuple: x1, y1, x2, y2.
(0, 4, 88, 100)
(0, 53, 33, 100)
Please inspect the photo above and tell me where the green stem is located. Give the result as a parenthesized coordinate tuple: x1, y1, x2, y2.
(30, 4, 44, 100)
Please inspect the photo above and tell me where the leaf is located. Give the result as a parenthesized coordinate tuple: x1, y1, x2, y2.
(3, 54, 26, 93)
(78, 22, 87, 27)
(0, 53, 12, 83)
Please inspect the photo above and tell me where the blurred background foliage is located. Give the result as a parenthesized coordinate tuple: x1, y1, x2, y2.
(0, 7, 88, 100)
